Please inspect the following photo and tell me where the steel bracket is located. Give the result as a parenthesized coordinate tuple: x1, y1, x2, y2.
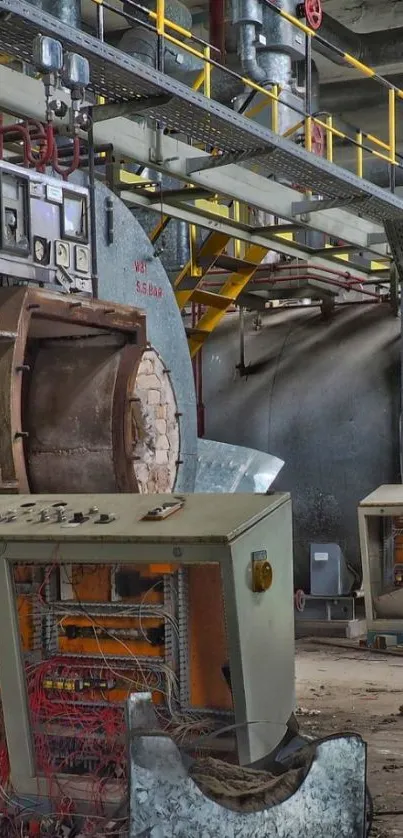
(90, 95, 172, 123)
(292, 197, 363, 216)
(186, 149, 268, 175)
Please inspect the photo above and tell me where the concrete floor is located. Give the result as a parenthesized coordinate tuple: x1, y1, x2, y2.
(296, 641, 403, 837)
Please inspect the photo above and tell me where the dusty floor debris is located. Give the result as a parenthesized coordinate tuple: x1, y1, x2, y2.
(296, 641, 403, 838)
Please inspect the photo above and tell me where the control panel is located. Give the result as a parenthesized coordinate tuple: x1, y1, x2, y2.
(0, 490, 294, 796)
(0, 493, 284, 541)
(0, 161, 91, 292)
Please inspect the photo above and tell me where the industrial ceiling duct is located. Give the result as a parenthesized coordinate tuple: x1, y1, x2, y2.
(118, 0, 239, 103)
(232, 0, 305, 139)
(25, 0, 80, 28)
(119, 0, 201, 75)
(232, 0, 305, 88)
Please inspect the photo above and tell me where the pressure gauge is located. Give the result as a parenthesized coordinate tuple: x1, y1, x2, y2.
(75, 245, 90, 274)
(33, 236, 49, 265)
(55, 240, 70, 269)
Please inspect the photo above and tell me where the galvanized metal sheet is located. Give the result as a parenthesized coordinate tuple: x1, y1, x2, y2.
(195, 439, 284, 493)
(128, 694, 367, 838)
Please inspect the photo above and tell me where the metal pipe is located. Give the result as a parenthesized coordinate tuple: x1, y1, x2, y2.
(232, 0, 268, 83)
(210, 0, 225, 60)
(26, 0, 80, 27)
(238, 305, 246, 374)
(192, 303, 205, 436)
(237, 22, 267, 83)
(88, 117, 98, 298)
(314, 13, 403, 70)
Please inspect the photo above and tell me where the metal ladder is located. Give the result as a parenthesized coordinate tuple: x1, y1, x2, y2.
(173, 231, 268, 357)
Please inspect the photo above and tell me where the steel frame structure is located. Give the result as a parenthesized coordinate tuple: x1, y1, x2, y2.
(0, 2, 401, 247)
(0, 65, 391, 285)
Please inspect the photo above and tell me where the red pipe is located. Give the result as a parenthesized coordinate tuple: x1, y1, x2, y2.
(247, 274, 380, 298)
(210, 0, 225, 60)
(52, 135, 81, 180)
(25, 119, 54, 169)
(191, 303, 205, 436)
(199, 273, 380, 299)
(263, 262, 355, 280)
(0, 119, 79, 179)
(0, 121, 54, 169)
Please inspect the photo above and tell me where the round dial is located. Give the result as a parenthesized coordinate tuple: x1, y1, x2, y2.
(34, 238, 46, 263)
(56, 241, 70, 268)
(75, 245, 89, 273)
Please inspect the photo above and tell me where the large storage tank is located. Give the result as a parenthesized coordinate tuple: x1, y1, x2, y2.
(203, 304, 400, 588)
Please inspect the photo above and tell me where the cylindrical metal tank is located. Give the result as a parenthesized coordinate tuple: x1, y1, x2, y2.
(202, 305, 400, 588)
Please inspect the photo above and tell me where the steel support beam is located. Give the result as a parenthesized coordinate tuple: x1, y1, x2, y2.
(93, 119, 389, 262)
(91, 96, 173, 123)
(120, 189, 372, 282)
(291, 197, 364, 215)
(185, 149, 269, 174)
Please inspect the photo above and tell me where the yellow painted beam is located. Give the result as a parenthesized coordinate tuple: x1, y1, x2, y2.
(174, 231, 231, 310)
(187, 244, 268, 357)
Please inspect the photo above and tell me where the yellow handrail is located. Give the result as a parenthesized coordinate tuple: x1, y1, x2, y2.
(356, 131, 363, 179)
(389, 88, 396, 169)
(156, 0, 164, 36)
(305, 115, 312, 153)
(325, 115, 333, 163)
(204, 46, 211, 98)
(152, 0, 401, 176)
(94, 0, 403, 186)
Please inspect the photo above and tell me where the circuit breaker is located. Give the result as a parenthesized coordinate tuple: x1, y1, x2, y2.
(0, 492, 294, 803)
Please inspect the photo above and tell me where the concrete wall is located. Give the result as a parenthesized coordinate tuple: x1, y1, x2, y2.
(203, 303, 400, 589)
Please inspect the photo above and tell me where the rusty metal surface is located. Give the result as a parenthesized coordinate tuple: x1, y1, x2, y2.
(0, 287, 146, 494)
(26, 340, 139, 493)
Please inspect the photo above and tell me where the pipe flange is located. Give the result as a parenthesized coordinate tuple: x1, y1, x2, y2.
(297, 0, 323, 30)
(295, 589, 306, 612)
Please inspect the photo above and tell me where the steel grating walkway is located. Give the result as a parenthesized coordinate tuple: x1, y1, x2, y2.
(1, 0, 403, 234)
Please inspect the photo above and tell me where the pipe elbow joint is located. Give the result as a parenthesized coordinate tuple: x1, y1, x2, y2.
(238, 22, 267, 83)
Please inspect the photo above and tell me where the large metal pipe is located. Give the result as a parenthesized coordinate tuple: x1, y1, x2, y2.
(26, 0, 80, 27)
(232, 0, 267, 82)
(202, 305, 400, 588)
(118, 0, 239, 101)
(313, 12, 403, 69)
(232, 0, 302, 87)
(119, 0, 201, 74)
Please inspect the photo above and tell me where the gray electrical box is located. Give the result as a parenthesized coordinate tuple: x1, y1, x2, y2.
(0, 492, 294, 801)
(310, 543, 354, 596)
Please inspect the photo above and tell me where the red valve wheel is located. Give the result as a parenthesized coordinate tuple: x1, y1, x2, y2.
(312, 122, 325, 156)
(303, 0, 323, 30)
